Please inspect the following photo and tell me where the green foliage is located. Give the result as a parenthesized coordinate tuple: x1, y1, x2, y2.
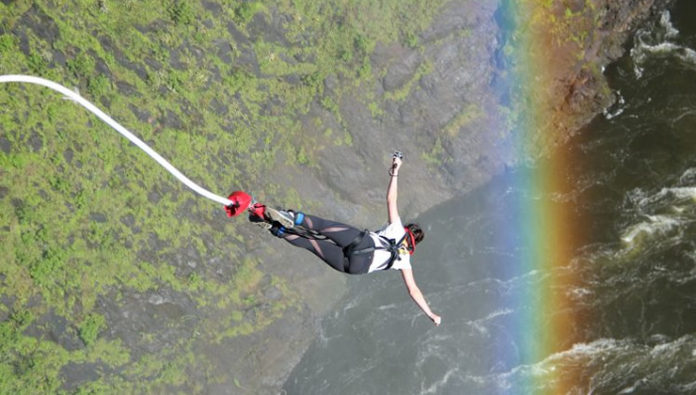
(353, 33, 369, 55)
(87, 74, 111, 98)
(167, 1, 194, 25)
(443, 103, 483, 137)
(343, 131, 353, 146)
(79, 313, 106, 346)
(384, 60, 434, 102)
(27, 52, 48, 74)
(405, 31, 419, 48)
(66, 52, 96, 77)
(0, 34, 17, 52)
(0, 0, 448, 391)
(232, 2, 268, 25)
(29, 247, 67, 288)
(10, 309, 34, 328)
(320, 96, 339, 113)
(357, 56, 372, 80)
(296, 145, 309, 165)
(368, 101, 382, 118)
(422, 136, 445, 166)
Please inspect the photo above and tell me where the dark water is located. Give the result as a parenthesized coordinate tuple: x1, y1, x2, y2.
(284, 3, 696, 394)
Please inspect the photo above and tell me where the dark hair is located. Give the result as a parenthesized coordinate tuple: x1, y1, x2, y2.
(405, 223, 425, 250)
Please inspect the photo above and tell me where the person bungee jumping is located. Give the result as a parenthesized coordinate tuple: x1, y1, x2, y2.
(0, 76, 440, 326)
(247, 153, 442, 326)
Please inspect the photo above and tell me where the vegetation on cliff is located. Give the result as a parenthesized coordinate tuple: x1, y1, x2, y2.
(0, 0, 670, 391)
(0, 0, 448, 392)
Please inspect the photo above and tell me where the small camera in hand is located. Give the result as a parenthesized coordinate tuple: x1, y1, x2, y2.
(393, 151, 403, 159)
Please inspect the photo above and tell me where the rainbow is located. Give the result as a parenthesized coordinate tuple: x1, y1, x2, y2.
(494, 0, 594, 392)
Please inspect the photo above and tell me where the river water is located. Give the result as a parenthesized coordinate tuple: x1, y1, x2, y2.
(284, 2, 696, 394)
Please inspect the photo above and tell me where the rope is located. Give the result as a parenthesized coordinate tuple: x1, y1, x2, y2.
(0, 74, 234, 206)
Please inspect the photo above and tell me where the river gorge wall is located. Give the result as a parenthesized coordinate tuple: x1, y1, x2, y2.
(0, 0, 674, 393)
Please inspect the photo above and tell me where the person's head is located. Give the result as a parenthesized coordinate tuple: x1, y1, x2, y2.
(404, 223, 425, 254)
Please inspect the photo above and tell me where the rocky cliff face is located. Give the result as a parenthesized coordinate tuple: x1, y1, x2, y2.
(267, 0, 675, 230)
(509, 0, 676, 154)
(0, 0, 674, 393)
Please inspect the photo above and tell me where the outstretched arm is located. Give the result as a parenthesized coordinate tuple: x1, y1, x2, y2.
(401, 269, 441, 326)
(387, 156, 402, 224)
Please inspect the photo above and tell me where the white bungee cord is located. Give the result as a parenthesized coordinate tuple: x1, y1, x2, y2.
(0, 74, 234, 206)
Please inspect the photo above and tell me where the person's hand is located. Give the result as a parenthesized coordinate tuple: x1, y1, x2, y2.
(430, 314, 441, 326)
(391, 157, 402, 174)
